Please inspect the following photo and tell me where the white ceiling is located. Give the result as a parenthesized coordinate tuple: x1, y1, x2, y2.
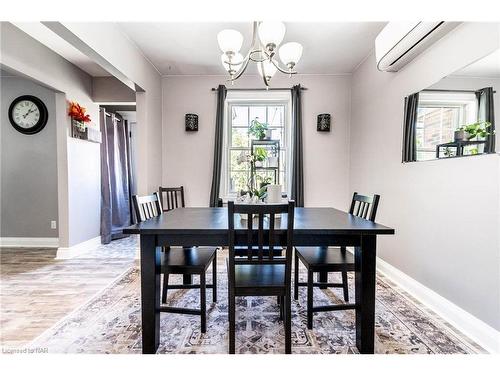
(452, 49, 500, 78)
(118, 22, 386, 75)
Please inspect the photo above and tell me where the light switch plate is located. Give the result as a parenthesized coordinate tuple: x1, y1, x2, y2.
(51, 220, 57, 229)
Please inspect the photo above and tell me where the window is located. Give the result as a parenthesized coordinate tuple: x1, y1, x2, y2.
(416, 92, 477, 161)
(221, 92, 291, 200)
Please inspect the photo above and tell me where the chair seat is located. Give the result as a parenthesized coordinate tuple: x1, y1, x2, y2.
(162, 247, 216, 273)
(295, 247, 354, 271)
(234, 263, 286, 289)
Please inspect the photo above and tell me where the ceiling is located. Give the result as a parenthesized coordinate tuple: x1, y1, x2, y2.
(118, 22, 386, 75)
(451, 49, 500, 78)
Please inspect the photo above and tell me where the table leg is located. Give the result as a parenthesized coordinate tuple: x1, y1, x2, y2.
(140, 235, 161, 354)
(183, 247, 193, 285)
(318, 271, 328, 289)
(355, 235, 376, 354)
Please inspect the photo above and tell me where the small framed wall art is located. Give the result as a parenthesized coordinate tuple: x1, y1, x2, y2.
(317, 113, 331, 132)
(185, 113, 199, 131)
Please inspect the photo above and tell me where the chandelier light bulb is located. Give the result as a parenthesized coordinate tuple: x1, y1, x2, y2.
(258, 21, 286, 51)
(279, 42, 303, 68)
(257, 60, 278, 80)
(217, 29, 243, 54)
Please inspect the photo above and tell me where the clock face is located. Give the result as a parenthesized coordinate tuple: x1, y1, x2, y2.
(12, 100, 41, 129)
(9, 95, 48, 135)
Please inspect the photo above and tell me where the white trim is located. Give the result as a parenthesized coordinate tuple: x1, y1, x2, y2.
(55, 236, 101, 259)
(376, 256, 500, 354)
(0, 237, 59, 248)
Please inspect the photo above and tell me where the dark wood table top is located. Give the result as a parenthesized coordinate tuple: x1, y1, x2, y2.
(123, 207, 395, 236)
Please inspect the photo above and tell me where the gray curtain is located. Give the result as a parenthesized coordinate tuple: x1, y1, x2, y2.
(291, 84, 304, 207)
(475, 87, 495, 153)
(402, 92, 419, 162)
(209, 85, 227, 207)
(100, 110, 132, 244)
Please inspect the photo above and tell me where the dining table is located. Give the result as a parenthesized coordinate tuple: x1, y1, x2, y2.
(123, 206, 395, 354)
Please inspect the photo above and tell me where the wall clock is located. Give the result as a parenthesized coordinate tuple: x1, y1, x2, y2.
(8, 95, 49, 135)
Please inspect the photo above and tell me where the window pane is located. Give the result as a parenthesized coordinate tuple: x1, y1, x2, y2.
(229, 171, 250, 193)
(268, 106, 284, 126)
(231, 106, 248, 126)
(231, 128, 249, 147)
(249, 106, 267, 124)
(230, 149, 250, 171)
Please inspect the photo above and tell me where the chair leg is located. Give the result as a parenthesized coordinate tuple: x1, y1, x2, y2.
(228, 290, 236, 354)
(200, 272, 206, 334)
(279, 296, 284, 321)
(161, 272, 169, 304)
(285, 291, 292, 354)
(341, 270, 349, 302)
(307, 269, 313, 329)
(294, 250, 299, 300)
(212, 255, 217, 303)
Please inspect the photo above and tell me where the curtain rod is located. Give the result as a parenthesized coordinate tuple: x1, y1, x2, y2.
(211, 87, 307, 92)
(422, 89, 496, 94)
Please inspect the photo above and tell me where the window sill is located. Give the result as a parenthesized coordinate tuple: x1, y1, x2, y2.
(403, 152, 499, 164)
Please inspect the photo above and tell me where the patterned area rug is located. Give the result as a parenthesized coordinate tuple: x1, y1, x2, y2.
(29, 252, 484, 354)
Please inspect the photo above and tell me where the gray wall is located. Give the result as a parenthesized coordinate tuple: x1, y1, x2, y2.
(350, 23, 500, 330)
(1, 75, 58, 238)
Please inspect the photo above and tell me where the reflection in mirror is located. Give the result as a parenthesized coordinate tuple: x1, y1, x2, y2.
(403, 49, 499, 162)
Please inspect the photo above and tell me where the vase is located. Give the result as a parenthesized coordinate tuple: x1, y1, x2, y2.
(454, 130, 466, 142)
(264, 129, 272, 140)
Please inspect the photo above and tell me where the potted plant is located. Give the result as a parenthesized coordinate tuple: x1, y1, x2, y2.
(249, 118, 268, 140)
(457, 121, 493, 141)
(68, 101, 91, 138)
(253, 147, 268, 167)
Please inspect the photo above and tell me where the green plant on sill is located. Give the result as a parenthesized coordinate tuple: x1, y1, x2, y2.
(249, 118, 268, 140)
(458, 121, 493, 140)
(254, 147, 268, 162)
(444, 147, 453, 157)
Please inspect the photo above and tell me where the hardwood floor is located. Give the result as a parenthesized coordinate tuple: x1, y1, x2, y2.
(0, 237, 137, 348)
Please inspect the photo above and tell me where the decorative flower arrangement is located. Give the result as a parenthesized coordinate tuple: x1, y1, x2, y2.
(68, 101, 91, 123)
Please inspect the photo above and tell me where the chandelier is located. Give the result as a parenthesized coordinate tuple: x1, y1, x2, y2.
(217, 22, 303, 87)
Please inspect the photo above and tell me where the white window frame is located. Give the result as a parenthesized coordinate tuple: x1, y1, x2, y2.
(220, 90, 292, 202)
(416, 91, 477, 160)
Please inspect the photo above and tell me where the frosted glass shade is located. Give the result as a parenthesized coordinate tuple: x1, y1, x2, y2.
(221, 53, 243, 72)
(257, 60, 277, 79)
(217, 29, 243, 54)
(279, 42, 303, 66)
(258, 22, 285, 48)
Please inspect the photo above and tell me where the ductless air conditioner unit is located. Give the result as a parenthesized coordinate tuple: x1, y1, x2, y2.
(375, 22, 458, 72)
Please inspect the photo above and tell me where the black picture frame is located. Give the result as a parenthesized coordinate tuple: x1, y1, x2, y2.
(317, 113, 331, 132)
(185, 113, 199, 131)
(8, 95, 49, 135)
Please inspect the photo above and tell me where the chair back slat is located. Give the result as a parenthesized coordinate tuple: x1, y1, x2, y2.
(227, 201, 295, 275)
(349, 192, 380, 222)
(132, 192, 163, 223)
(159, 186, 185, 212)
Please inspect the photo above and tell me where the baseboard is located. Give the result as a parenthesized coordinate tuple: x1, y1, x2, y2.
(0, 237, 59, 248)
(56, 236, 101, 259)
(376, 256, 500, 354)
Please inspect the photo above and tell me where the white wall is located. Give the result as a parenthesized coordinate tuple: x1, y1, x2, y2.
(1, 75, 58, 238)
(162, 74, 352, 207)
(1, 22, 101, 247)
(55, 22, 163, 195)
(350, 23, 500, 330)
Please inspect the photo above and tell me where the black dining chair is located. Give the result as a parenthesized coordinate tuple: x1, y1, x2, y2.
(294, 192, 380, 329)
(158, 186, 185, 212)
(132, 192, 217, 334)
(227, 200, 295, 354)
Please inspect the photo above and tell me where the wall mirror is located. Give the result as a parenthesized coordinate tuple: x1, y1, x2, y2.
(403, 49, 499, 162)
